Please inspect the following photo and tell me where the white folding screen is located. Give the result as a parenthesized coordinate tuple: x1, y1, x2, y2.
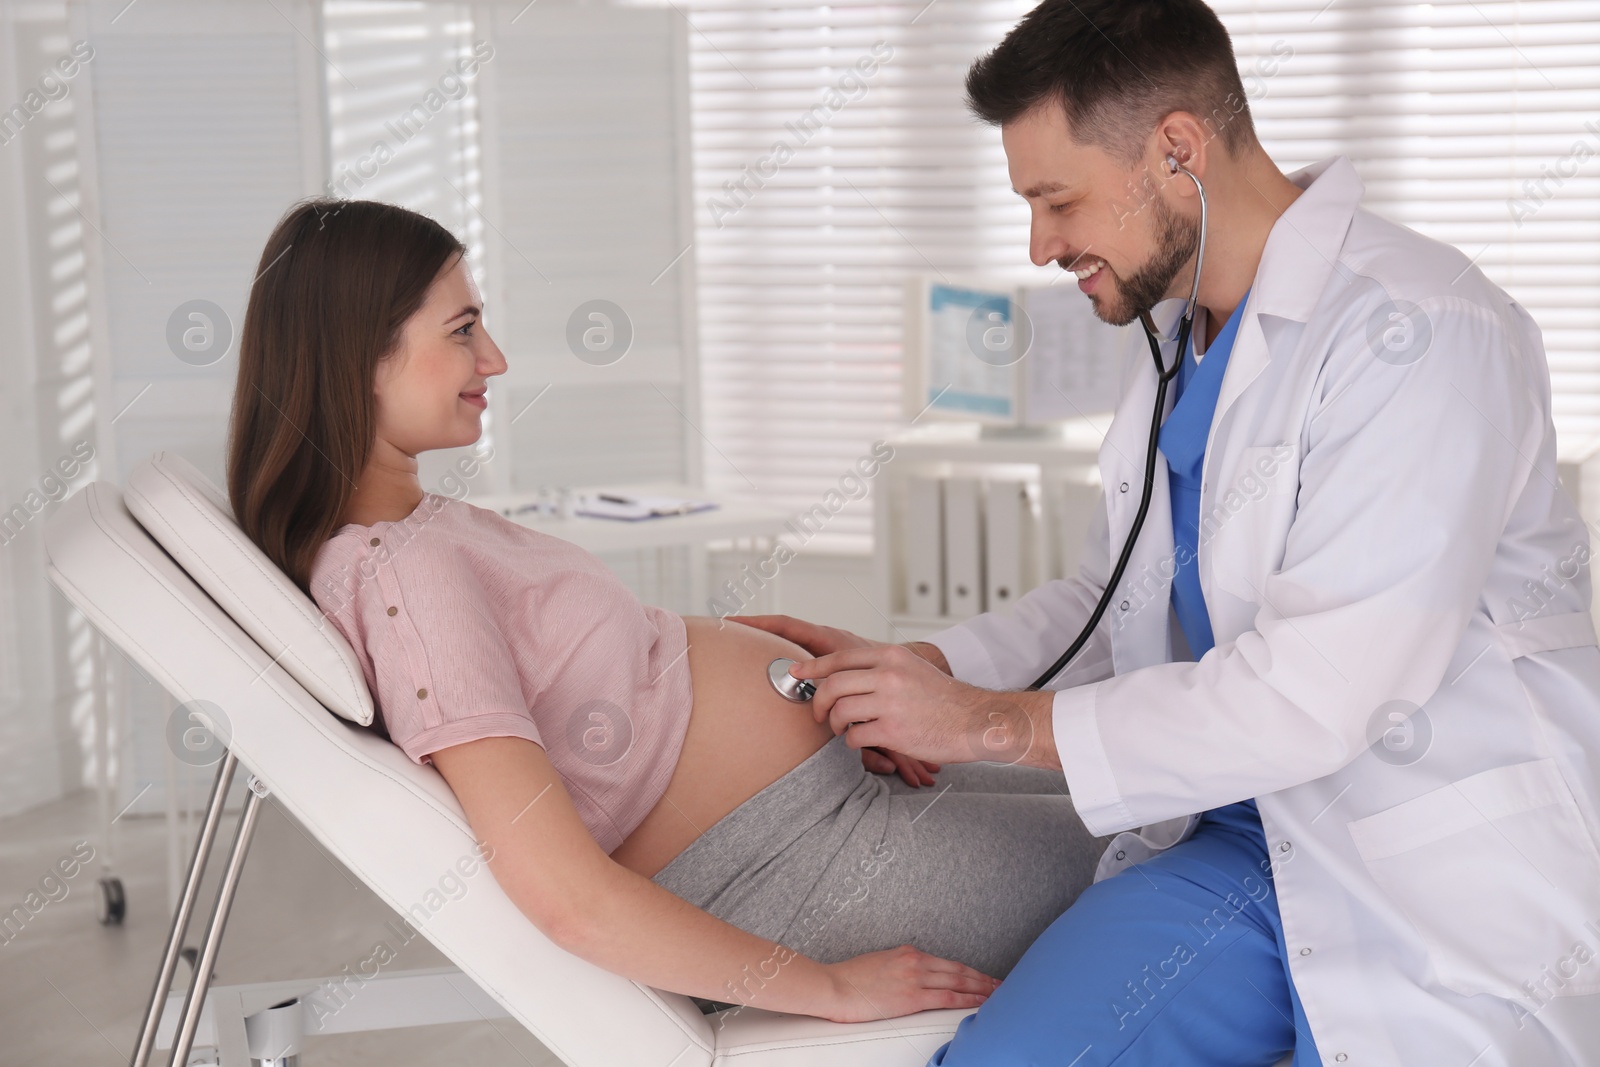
(683, 0, 1600, 549)
(80, 0, 327, 487)
(322, 0, 505, 495)
(70, 0, 327, 815)
(0, 2, 89, 816)
(473, 0, 701, 493)
(326, 0, 704, 495)
(324, 0, 485, 240)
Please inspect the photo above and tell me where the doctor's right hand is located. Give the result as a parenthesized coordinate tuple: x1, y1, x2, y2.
(735, 614, 949, 786)
(819, 944, 1000, 1022)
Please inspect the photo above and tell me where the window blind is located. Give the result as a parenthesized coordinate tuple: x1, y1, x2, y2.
(1214, 0, 1600, 449)
(685, 0, 1054, 551)
(684, 0, 1600, 551)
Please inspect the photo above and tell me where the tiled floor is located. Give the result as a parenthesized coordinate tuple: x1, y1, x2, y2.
(0, 788, 562, 1066)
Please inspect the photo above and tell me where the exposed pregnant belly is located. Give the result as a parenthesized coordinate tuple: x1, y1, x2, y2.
(608, 616, 836, 878)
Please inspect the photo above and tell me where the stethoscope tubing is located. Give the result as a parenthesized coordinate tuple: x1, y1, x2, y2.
(1025, 312, 1188, 691)
(1026, 158, 1207, 692)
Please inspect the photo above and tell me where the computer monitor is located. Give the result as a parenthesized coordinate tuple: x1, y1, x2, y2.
(903, 274, 1125, 430)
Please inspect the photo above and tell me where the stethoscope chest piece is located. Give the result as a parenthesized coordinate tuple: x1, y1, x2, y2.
(767, 657, 816, 703)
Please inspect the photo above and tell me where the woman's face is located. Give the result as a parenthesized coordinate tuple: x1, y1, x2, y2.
(372, 256, 507, 457)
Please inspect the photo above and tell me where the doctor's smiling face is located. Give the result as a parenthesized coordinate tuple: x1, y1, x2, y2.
(1004, 102, 1204, 328)
(371, 256, 507, 458)
(966, 0, 1269, 328)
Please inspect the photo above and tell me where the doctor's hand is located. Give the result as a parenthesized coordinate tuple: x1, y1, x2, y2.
(788, 645, 1057, 769)
(733, 615, 946, 784)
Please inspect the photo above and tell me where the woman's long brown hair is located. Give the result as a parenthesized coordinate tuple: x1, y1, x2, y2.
(227, 199, 466, 595)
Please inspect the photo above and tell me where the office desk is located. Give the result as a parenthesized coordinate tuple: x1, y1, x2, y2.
(470, 483, 792, 615)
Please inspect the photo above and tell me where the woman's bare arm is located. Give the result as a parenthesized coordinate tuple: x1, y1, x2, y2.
(429, 734, 997, 1022)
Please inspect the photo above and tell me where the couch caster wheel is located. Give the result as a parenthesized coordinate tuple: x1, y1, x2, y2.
(97, 877, 126, 925)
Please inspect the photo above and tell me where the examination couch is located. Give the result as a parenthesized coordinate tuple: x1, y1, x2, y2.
(43, 452, 974, 1066)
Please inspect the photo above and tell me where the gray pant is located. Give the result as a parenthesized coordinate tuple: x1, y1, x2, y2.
(649, 733, 1111, 993)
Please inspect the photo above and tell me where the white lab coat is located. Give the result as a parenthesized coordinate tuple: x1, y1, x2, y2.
(926, 156, 1600, 1065)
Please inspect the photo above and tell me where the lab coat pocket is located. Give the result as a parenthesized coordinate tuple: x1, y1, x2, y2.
(1347, 759, 1600, 1000)
(1230, 444, 1298, 500)
(1208, 443, 1298, 600)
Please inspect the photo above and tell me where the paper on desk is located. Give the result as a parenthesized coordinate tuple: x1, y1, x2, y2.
(575, 493, 720, 521)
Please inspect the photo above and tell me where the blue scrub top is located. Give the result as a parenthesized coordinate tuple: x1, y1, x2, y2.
(1157, 288, 1252, 660)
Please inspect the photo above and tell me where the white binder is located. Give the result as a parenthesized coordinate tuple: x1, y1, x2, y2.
(905, 476, 944, 617)
(1055, 476, 1102, 582)
(943, 476, 984, 619)
(984, 479, 1035, 612)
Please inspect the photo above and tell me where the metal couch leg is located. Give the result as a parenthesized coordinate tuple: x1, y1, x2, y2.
(167, 773, 272, 1067)
(130, 752, 239, 1067)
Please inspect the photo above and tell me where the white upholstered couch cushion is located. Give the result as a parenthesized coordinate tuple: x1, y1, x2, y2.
(123, 451, 374, 727)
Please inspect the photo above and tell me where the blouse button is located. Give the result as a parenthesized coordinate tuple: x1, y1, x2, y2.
(370, 537, 380, 547)
(417, 688, 428, 699)
(387, 606, 398, 616)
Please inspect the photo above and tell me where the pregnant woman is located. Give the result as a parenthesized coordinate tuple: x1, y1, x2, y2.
(226, 199, 1108, 1024)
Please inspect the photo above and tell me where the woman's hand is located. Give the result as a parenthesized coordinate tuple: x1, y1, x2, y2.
(435, 736, 987, 1025)
(862, 746, 941, 787)
(817, 945, 1000, 1022)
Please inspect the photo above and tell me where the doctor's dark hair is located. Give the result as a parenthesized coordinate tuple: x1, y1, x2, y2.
(227, 199, 466, 595)
(965, 0, 1257, 163)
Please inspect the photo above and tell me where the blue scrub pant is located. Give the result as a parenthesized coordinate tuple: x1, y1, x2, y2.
(927, 801, 1322, 1066)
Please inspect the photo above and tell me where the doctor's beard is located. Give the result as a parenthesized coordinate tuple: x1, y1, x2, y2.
(1089, 191, 1202, 328)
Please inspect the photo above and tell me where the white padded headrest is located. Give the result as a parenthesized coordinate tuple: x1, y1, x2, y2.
(123, 451, 375, 726)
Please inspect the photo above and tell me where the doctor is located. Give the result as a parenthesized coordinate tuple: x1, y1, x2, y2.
(738, 0, 1600, 1063)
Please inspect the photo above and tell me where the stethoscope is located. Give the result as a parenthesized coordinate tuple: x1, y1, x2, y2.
(1025, 153, 1208, 691)
(767, 154, 1208, 705)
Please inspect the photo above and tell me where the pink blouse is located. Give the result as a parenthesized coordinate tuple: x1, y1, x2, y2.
(309, 492, 694, 853)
